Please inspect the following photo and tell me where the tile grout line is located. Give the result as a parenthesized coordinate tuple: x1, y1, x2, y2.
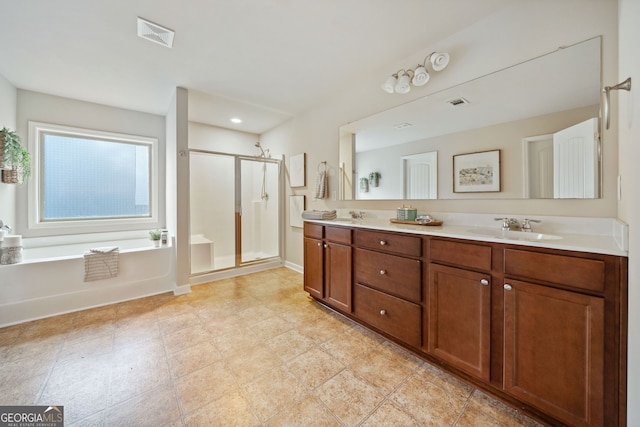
(451, 389, 475, 427)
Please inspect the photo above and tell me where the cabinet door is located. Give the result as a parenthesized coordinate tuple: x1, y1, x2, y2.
(503, 279, 604, 427)
(303, 237, 324, 299)
(428, 263, 491, 381)
(325, 242, 352, 312)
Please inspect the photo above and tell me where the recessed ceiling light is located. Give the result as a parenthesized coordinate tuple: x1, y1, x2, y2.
(230, 118, 243, 124)
(137, 17, 175, 48)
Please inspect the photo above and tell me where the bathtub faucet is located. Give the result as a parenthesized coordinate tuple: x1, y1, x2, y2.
(0, 220, 11, 234)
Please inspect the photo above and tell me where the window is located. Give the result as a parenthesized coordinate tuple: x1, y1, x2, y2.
(28, 122, 159, 234)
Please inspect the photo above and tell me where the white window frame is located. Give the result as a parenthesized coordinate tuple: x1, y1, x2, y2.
(27, 121, 160, 235)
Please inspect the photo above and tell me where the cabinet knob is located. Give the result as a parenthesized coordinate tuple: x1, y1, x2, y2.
(317, 242, 321, 247)
(380, 309, 387, 316)
(380, 270, 386, 275)
(379, 240, 387, 246)
(504, 284, 513, 291)
(480, 279, 489, 286)
(323, 244, 328, 248)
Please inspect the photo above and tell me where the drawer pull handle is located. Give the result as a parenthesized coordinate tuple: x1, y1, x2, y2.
(379, 240, 387, 246)
(380, 309, 387, 316)
(480, 279, 489, 286)
(380, 270, 386, 275)
(504, 284, 513, 291)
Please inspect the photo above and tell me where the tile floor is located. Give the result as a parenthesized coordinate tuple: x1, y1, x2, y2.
(0, 267, 543, 426)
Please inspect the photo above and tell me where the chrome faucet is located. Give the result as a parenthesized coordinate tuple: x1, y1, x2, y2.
(495, 217, 541, 232)
(495, 218, 521, 231)
(0, 220, 11, 234)
(521, 218, 541, 232)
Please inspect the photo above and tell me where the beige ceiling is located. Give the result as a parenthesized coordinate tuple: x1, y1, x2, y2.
(1, 0, 514, 133)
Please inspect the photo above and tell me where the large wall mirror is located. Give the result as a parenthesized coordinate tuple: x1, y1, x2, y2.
(339, 36, 602, 201)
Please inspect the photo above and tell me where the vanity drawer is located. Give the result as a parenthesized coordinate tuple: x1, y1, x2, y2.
(355, 229, 422, 257)
(354, 249, 422, 303)
(504, 249, 605, 292)
(325, 225, 352, 244)
(429, 239, 492, 272)
(354, 284, 422, 348)
(304, 222, 323, 239)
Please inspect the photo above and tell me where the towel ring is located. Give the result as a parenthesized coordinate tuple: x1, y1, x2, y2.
(317, 161, 327, 173)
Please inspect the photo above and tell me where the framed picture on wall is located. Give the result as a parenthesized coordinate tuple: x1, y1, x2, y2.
(289, 195, 306, 228)
(453, 149, 501, 193)
(290, 153, 306, 187)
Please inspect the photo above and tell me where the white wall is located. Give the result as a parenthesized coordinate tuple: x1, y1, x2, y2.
(0, 74, 17, 230)
(165, 87, 192, 292)
(15, 89, 167, 236)
(617, 0, 639, 423)
(265, 1, 619, 269)
(189, 121, 260, 155)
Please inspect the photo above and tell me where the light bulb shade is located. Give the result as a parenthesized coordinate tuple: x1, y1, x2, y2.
(411, 66, 430, 86)
(395, 73, 411, 94)
(381, 75, 397, 93)
(430, 52, 450, 71)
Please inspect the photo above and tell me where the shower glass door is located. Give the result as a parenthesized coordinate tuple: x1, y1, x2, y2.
(189, 151, 281, 275)
(239, 158, 280, 264)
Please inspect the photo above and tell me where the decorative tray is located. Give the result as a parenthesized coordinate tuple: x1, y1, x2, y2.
(389, 218, 443, 226)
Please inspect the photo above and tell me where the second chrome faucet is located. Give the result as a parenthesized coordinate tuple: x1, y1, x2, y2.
(495, 217, 541, 232)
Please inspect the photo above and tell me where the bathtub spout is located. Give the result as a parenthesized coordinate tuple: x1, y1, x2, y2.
(0, 219, 11, 234)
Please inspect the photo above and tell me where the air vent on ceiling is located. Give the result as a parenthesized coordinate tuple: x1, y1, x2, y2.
(393, 122, 413, 129)
(448, 97, 470, 106)
(137, 17, 175, 48)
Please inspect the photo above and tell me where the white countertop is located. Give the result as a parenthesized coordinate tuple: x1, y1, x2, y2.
(306, 213, 628, 257)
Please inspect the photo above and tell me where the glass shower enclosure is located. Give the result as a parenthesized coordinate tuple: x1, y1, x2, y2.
(189, 150, 281, 274)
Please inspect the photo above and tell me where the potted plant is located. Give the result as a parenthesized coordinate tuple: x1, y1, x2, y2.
(1, 127, 31, 184)
(368, 171, 381, 187)
(149, 229, 162, 247)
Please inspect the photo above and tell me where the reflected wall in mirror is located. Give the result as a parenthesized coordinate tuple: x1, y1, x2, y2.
(339, 36, 602, 200)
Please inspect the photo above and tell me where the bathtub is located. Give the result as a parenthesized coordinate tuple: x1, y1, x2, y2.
(0, 237, 177, 327)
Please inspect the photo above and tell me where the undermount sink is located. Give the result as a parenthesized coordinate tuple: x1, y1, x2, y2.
(467, 228, 563, 241)
(332, 218, 355, 222)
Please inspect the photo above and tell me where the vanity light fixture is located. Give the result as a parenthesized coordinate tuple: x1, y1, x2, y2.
(382, 51, 450, 94)
(394, 70, 413, 94)
(381, 75, 398, 94)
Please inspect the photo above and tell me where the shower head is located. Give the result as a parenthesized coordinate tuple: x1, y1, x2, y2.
(255, 141, 268, 158)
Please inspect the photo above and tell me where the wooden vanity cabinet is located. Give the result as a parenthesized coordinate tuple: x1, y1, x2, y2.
(503, 278, 604, 427)
(303, 224, 324, 299)
(427, 239, 492, 381)
(302, 223, 627, 427)
(303, 222, 352, 313)
(353, 229, 423, 348)
(501, 247, 625, 427)
(324, 227, 352, 312)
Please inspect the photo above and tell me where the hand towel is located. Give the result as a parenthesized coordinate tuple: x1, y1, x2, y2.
(84, 247, 119, 282)
(301, 210, 337, 220)
(314, 170, 329, 199)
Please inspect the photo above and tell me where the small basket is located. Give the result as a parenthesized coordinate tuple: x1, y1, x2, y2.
(1, 168, 22, 184)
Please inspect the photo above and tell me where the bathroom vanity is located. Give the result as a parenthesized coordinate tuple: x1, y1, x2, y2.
(303, 218, 627, 427)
